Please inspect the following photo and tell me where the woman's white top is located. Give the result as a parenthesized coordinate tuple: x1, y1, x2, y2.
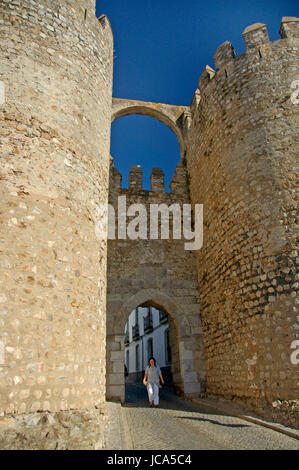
(145, 365, 161, 385)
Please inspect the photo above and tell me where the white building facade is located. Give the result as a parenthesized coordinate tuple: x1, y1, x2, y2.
(124, 306, 172, 383)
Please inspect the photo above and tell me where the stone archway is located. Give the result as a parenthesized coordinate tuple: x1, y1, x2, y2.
(107, 98, 205, 404)
(111, 97, 189, 156)
(106, 288, 204, 403)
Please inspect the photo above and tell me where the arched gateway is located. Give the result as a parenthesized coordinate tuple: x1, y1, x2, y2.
(107, 287, 205, 403)
(106, 107, 206, 401)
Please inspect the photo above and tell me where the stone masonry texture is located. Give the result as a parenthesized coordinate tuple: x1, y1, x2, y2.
(106, 160, 205, 403)
(0, 0, 113, 433)
(184, 18, 299, 423)
(0, 0, 298, 448)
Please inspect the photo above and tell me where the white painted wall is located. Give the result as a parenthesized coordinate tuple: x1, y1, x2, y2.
(124, 307, 170, 373)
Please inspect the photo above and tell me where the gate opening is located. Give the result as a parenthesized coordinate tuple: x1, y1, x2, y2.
(124, 303, 180, 404)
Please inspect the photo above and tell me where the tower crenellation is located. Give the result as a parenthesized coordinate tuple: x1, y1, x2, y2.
(190, 16, 299, 107)
(213, 41, 236, 70)
(109, 161, 189, 196)
(280, 16, 299, 38)
(129, 165, 143, 191)
(242, 22, 270, 50)
(150, 167, 165, 193)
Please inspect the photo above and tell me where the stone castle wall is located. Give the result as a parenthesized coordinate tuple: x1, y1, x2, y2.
(0, 0, 298, 436)
(0, 0, 113, 418)
(106, 161, 206, 402)
(184, 18, 299, 417)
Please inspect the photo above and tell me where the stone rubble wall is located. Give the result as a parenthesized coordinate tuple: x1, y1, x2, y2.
(106, 162, 206, 401)
(184, 18, 299, 418)
(0, 408, 107, 450)
(0, 0, 298, 438)
(0, 0, 113, 420)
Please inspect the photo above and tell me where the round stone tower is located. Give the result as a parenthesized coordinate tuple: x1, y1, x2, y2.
(185, 18, 299, 418)
(0, 0, 113, 415)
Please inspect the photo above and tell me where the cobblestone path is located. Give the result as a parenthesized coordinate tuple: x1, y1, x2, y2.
(105, 383, 299, 450)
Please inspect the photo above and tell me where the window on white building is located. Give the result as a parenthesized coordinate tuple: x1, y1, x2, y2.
(136, 344, 140, 371)
(159, 310, 168, 324)
(126, 349, 130, 372)
(147, 338, 153, 360)
(165, 329, 172, 364)
(144, 306, 153, 333)
(125, 323, 129, 345)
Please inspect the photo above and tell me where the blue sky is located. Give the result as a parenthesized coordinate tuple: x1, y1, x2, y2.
(96, 0, 298, 190)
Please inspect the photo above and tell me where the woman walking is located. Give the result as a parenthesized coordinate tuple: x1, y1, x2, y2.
(143, 356, 164, 407)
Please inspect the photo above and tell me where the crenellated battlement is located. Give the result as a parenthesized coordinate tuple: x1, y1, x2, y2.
(242, 22, 270, 49)
(97, 13, 114, 39)
(190, 16, 299, 115)
(110, 160, 189, 197)
(213, 41, 236, 71)
(279, 16, 299, 37)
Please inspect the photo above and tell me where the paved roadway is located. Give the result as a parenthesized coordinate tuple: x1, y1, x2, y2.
(105, 383, 299, 450)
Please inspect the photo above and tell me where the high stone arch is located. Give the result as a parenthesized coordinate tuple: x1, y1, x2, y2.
(111, 97, 189, 157)
(107, 98, 205, 404)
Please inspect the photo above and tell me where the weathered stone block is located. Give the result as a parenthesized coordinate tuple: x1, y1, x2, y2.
(198, 65, 215, 90)
(213, 41, 236, 70)
(183, 371, 198, 383)
(183, 382, 201, 394)
(107, 373, 124, 386)
(242, 23, 269, 49)
(279, 16, 299, 38)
